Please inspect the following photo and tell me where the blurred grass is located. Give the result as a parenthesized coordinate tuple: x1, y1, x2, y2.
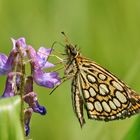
(0, 96, 24, 140)
(123, 117, 140, 140)
(1, 0, 140, 140)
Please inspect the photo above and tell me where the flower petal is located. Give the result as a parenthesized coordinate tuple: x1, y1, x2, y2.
(27, 46, 61, 88)
(24, 108, 33, 136)
(27, 46, 39, 69)
(28, 46, 55, 69)
(12, 37, 26, 49)
(1, 72, 15, 97)
(25, 76, 33, 94)
(0, 53, 8, 65)
(23, 92, 47, 115)
(0, 49, 18, 75)
(37, 47, 52, 60)
(12, 37, 27, 56)
(0, 53, 8, 75)
(37, 47, 54, 68)
(43, 61, 55, 68)
(33, 69, 61, 88)
(33, 101, 47, 115)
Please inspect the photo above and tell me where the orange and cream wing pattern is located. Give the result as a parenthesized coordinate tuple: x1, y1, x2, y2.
(77, 58, 140, 122)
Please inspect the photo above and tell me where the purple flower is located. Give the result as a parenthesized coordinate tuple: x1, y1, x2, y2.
(24, 77, 47, 115)
(1, 72, 22, 98)
(24, 76, 33, 94)
(24, 108, 33, 136)
(27, 46, 61, 88)
(0, 50, 18, 75)
(27, 46, 55, 69)
(0, 37, 62, 136)
(0, 53, 8, 75)
(33, 101, 46, 115)
(0, 37, 28, 76)
(37, 47, 55, 68)
(0, 53, 7, 67)
(23, 76, 47, 136)
(1, 72, 15, 97)
(33, 70, 61, 88)
(11, 37, 27, 56)
(24, 92, 47, 115)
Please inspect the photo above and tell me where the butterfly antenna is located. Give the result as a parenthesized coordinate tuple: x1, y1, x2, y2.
(61, 32, 71, 45)
(51, 41, 65, 49)
(51, 41, 67, 56)
(61, 32, 77, 50)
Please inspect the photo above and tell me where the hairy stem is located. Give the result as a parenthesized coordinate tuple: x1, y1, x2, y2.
(18, 47, 26, 135)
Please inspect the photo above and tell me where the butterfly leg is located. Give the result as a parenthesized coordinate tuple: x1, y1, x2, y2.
(49, 75, 74, 95)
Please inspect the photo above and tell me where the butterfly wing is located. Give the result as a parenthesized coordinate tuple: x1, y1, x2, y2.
(77, 58, 140, 121)
(71, 73, 85, 127)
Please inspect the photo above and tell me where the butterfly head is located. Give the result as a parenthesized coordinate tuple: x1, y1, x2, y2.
(65, 44, 79, 58)
(61, 32, 80, 58)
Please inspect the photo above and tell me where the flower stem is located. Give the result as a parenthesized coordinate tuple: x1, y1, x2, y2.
(20, 63, 25, 133)
(18, 47, 26, 135)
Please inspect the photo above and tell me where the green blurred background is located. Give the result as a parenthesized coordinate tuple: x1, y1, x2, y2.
(1, 0, 140, 140)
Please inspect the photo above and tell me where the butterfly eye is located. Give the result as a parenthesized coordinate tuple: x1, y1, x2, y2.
(71, 49, 77, 56)
(66, 45, 77, 57)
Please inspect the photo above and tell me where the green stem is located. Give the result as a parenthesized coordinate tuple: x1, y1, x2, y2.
(20, 63, 25, 133)
(18, 48, 26, 135)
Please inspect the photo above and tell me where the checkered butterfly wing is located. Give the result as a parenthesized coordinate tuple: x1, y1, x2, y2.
(71, 56, 140, 127)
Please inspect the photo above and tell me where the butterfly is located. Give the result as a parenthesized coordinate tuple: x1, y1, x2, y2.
(57, 32, 140, 127)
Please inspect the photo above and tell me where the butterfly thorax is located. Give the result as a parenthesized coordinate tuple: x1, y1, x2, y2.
(64, 44, 81, 76)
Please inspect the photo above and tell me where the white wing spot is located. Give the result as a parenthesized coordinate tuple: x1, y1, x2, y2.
(90, 114, 97, 119)
(117, 112, 122, 117)
(113, 98, 121, 107)
(83, 90, 90, 99)
(111, 81, 123, 91)
(77, 112, 82, 118)
(75, 88, 79, 94)
(115, 91, 127, 103)
(99, 116, 105, 120)
(75, 95, 80, 107)
(87, 74, 96, 83)
(87, 102, 94, 110)
(98, 73, 107, 80)
(110, 116, 115, 119)
(99, 84, 109, 95)
(89, 87, 96, 97)
(94, 101, 103, 112)
(109, 100, 117, 110)
(102, 101, 111, 112)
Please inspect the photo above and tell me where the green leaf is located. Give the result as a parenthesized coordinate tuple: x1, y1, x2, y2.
(123, 116, 140, 140)
(0, 96, 24, 140)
